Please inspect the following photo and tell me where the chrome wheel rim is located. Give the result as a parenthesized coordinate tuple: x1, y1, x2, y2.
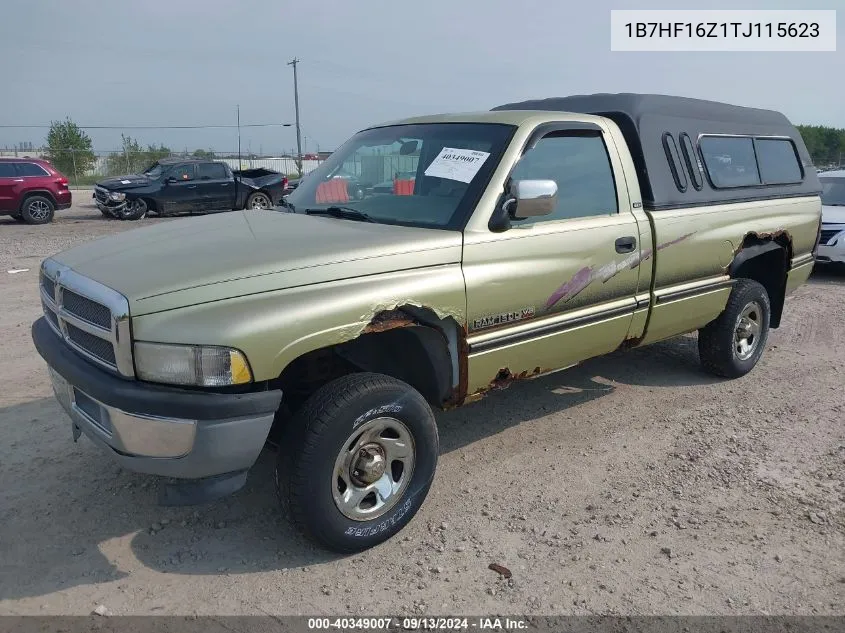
(734, 300, 762, 361)
(332, 417, 415, 521)
(29, 200, 50, 221)
(250, 195, 270, 210)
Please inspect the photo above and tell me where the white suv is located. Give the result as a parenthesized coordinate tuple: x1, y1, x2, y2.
(818, 170, 845, 266)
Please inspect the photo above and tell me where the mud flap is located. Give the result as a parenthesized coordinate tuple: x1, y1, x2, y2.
(158, 470, 249, 506)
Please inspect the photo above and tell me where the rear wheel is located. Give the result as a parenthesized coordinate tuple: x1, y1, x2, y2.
(246, 192, 272, 210)
(275, 372, 438, 552)
(20, 196, 55, 225)
(698, 279, 771, 378)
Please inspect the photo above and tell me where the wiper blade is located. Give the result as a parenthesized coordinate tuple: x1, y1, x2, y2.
(305, 206, 376, 223)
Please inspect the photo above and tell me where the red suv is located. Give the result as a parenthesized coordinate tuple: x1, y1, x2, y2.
(0, 158, 72, 224)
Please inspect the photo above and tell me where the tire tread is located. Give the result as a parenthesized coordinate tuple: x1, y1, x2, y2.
(698, 279, 770, 378)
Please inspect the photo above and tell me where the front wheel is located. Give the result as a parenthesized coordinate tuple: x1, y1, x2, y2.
(245, 192, 272, 210)
(118, 198, 147, 221)
(698, 279, 771, 378)
(276, 373, 439, 552)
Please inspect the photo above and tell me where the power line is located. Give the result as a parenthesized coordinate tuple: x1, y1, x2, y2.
(0, 123, 293, 130)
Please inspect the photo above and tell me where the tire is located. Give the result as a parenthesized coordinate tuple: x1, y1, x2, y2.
(20, 196, 55, 225)
(698, 279, 771, 378)
(276, 372, 439, 553)
(245, 192, 272, 210)
(118, 198, 147, 221)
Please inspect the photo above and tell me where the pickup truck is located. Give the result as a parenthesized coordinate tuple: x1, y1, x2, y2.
(32, 94, 822, 552)
(93, 158, 287, 220)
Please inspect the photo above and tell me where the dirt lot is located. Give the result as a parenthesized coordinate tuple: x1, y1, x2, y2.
(1, 200, 843, 616)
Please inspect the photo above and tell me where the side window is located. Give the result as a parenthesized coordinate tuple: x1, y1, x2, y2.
(755, 138, 803, 184)
(16, 162, 49, 177)
(169, 164, 196, 181)
(699, 136, 761, 188)
(663, 133, 687, 192)
(0, 163, 17, 177)
(197, 162, 228, 180)
(509, 133, 617, 222)
(679, 133, 703, 190)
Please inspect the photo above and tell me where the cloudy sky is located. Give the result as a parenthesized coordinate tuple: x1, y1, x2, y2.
(1, 0, 841, 154)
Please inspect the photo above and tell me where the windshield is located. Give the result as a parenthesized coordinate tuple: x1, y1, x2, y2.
(143, 162, 163, 178)
(820, 177, 845, 206)
(285, 123, 516, 230)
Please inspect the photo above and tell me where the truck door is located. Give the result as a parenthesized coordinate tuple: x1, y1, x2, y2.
(196, 162, 235, 211)
(159, 163, 199, 214)
(462, 124, 644, 397)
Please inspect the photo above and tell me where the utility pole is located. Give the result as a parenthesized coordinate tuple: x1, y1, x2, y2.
(237, 104, 242, 169)
(288, 57, 303, 175)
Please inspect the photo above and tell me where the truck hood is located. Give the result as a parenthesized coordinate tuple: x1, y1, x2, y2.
(822, 205, 845, 225)
(96, 174, 153, 190)
(50, 211, 463, 315)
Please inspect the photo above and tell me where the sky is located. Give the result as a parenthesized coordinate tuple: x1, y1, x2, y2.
(0, 0, 842, 154)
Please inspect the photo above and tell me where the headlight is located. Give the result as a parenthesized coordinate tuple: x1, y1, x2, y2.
(134, 342, 253, 387)
(109, 192, 126, 202)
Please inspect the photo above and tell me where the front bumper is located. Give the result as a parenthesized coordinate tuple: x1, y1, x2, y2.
(816, 242, 845, 264)
(32, 317, 282, 479)
(95, 200, 127, 214)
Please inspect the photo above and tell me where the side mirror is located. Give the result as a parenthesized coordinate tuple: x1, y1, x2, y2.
(165, 176, 178, 184)
(505, 179, 558, 219)
(399, 140, 419, 155)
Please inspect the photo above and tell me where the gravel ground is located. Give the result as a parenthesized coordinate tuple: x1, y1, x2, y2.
(1, 201, 843, 616)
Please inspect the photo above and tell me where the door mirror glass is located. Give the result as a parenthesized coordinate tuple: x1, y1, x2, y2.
(506, 179, 558, 219)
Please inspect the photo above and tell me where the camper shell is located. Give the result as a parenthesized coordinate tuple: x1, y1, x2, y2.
(492, 93, 821, 210)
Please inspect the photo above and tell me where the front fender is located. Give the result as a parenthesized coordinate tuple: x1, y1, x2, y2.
(129, 266, 466, 382)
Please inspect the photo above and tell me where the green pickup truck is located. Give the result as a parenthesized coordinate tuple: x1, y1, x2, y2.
(32, 94, 822, 552)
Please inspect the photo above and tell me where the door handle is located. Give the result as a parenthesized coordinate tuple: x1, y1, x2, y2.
(615, 236, 637, 253)
(13, 179, 24, 182)
(187, 185, 197, 189)
(220, 183, 229, 187)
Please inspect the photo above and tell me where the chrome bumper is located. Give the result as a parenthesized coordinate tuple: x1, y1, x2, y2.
(50, 368, 196, 458)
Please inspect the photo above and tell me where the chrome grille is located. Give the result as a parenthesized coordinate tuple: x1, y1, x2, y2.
(62, 289, 112, 329)
(41, 275, 56, 301)
(40, 260, 134, 377)
(94, 187, 109, 204)
(42, 301, 59, 329)
(65, 322, 117, 365)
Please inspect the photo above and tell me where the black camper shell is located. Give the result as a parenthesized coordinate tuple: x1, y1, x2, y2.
(492, 94, 821, 211)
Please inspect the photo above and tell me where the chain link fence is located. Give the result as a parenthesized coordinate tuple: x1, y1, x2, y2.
(0, 147, 326, 188)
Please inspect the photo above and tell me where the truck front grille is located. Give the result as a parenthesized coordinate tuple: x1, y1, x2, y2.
(40, 261, 134, 377)
(94, 187, 109, 204)
(65, 322, 117, 365)
(62, 289, 113, 329)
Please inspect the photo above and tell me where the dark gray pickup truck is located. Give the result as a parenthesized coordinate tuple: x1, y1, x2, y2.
(94, 158, 288, 220)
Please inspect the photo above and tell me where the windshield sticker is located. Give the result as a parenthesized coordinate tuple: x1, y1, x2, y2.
(423, 148, 490, 183)
(121, 180, 132, 184)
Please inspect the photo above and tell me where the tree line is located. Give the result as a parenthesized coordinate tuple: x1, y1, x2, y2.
(795, 125, 845, 167)
(41, 118, 216, 180)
